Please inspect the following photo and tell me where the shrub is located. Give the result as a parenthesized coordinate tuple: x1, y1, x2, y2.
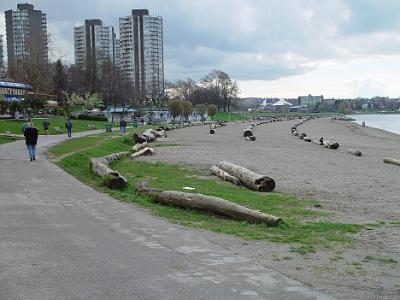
(77, 114, 107, 121)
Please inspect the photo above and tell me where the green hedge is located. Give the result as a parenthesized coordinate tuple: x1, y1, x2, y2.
(77, 114, 107, 121)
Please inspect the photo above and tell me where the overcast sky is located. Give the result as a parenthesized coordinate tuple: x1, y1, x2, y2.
(1, 0, 400, 98)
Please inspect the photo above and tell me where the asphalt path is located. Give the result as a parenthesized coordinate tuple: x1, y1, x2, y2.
(0, 130, 331, 299)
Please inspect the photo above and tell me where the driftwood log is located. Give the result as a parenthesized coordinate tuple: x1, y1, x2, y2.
(130, 147, 154, 159)
(135, 181, 281, 226)
(383, 157, 400, 167)
(218, 161, 275, 192)
(133, 133, 147, 144)
(243, 128, 253, 137)
(142, 129, 157, 142)
(322, 141, 339, 149)
(347, 149, 362, 156)
(210, 165, 241, 185)
(90, 151, 129, 189)
(132, 141, 148, 152)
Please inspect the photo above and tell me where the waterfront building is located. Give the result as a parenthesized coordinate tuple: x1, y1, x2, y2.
(119, 9, 164, 100)
(5, 3, 48, 68)
(298, 94, 324, 107)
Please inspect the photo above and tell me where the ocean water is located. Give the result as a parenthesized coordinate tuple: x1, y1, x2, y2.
(348, 114, 400, 135)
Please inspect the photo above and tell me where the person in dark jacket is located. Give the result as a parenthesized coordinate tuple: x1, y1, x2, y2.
(65, 118, 73, 138)
(24, 122, 39, 162)
(42, 119, 50, 136)
(119, 119, 127, 134)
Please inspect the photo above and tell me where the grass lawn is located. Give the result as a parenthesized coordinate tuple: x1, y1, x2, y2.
(0, 135, 23, 144)
(52, 131, 374, 254)
(0, 117, 111, 135)
(212, 112, 247, 121)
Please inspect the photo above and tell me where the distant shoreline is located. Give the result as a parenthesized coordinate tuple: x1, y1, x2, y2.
(348, 113, 400, 135)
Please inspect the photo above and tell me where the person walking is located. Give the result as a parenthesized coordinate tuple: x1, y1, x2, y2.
(120, 119, 127, 135)
(42, 119, 50, 137)
(24, 122, 39, 162)
(65, 118, 73, 138)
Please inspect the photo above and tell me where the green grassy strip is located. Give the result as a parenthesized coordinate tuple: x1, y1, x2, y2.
(213, 112, 247, 121)
(0, 135, 23, 145)
(0, 117, 111, 135)
(53, 133, 370, 254)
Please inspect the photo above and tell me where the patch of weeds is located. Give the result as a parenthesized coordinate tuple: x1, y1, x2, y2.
(363, 256, 398, 264)
(154, 143, 180, 148)
(330, 255, 344, 262)
(290, 245, 316, 255)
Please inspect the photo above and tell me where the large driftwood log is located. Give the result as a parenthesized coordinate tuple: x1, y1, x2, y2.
(383, 157, 400, 166)
(246, 136, 256, 141)
(130, 147, 154, 159)
(243, 128, 253, 137)
(218, 161, 275, 192)
(210, 165, 241, 185)
(142, 129, 157, 142)
(135, 182, 281, 226)
(90, 151, 129, 189)
(347, 149, 362, 156)
(322, 141, 339, 149)
(133, 133, 147, 144)
(132, 141, 148, 152)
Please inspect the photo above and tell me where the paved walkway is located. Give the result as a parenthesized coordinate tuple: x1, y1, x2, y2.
(0, 131, 331, 299)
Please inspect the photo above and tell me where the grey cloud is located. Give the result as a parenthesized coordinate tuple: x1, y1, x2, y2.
(1, 0, 400, 81)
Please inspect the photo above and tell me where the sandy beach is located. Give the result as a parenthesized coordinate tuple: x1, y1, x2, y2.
(139, 118, 400, 299)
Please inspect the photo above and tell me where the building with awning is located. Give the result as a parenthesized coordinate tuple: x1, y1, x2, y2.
(0, 81, 33, 102)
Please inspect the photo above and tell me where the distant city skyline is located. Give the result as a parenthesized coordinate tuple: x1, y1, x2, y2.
(1, 1, 400, 98)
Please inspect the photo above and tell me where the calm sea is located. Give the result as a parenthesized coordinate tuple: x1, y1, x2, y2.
(348, 114, 400, 135)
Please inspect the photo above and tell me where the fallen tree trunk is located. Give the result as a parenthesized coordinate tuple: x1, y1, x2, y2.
(90, 151, 129, 189)
(130, 147, 154, 159)
(210, 165, 241, 185)
(322, 141, 339, 149)
(142, 129, 157, 142)
(135, 182, 281, 226)
(132, 141, 148, 152)
(243, 128, 253, 137)
(383, 157, 400, 166)
(218, 161, 275, 192)
(133, 133, 147, 144)
(246, 136, 256, 141)
(347, 149, 362, 156)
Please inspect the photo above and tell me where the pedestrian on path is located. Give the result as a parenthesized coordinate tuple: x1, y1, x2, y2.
(65, 118, 73, 138)
(43, 119, 50, 136)
(119, 119, 127, 134)
(24, 122, 39, 162)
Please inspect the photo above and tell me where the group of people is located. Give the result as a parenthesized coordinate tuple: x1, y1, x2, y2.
(22, 118, 74, 162)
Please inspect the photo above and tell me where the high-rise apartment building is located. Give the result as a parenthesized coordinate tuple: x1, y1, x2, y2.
(0, 34, 5, 79)
(114, 38, 121, 67)
(5, 3, 48, 68)
(74, 19, 117, 69)
(119, 9, 164, 100)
